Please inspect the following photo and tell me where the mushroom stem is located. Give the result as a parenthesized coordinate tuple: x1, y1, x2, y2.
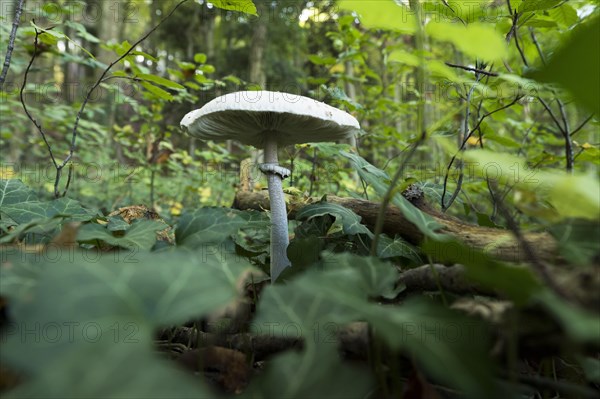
(262, 135, 291, 281)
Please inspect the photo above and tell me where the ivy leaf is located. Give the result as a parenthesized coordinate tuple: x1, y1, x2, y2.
(247, 343, 372, 399)
(3, 250, 257, 329)
(0, 179, 38, 207)
(176, 208, 247, 248)
(297, 202, 373, 237)
(376, 234, 422, 263)
(209, 0, 257, 16)
(2, 324, 212, 398)
(341, 151, 448, 241)
(1, 198, 98, 225)
(77, 219, 166, 250)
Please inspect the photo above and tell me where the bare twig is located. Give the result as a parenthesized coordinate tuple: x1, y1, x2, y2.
(0, 0, 25, 90)
(490, 181, 571, 301)
(444, 62, 498, 76)
(570, 113, 594, 136)
(19, 0, 190, 198)
(441, 96, 522, 212)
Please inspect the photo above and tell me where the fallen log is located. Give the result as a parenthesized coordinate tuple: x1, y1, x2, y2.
(232, 189, 559, 264)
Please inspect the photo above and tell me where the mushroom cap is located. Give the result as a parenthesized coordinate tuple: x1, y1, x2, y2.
(180, 91, 360, 147)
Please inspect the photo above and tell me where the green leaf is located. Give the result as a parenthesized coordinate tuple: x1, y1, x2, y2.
(254, 255, 494, 397)
(422, 239, 543, 305)
(77, 219, 166, 250)
(337, 0, 416, 33)
(296, 202, 373, 237)
(209, 0, 257, 16)
(107, 215, 131, 232)
(535, 290, 600, 344)
(426, 22, 508, 62)
(518, 0, 562, 12)
(176, 208, 247, 247)
(549, 219, 600, 265)
(137, 73, 184, 90)
(140, 81, 174, 101)
(341, 151, 448, 241)
(194, 53, 207, 64)
(530, 16, 600, 115)
(1, 198, 98, 225)
(547, 3, 578, 27)
(3, 250, 257, 328)
(0, 179, 39, 207)
(376, 234, 421, 263)
(2, 325, 212, 398)
(308, 54, 337, 65)
(247, 344, 372, 399)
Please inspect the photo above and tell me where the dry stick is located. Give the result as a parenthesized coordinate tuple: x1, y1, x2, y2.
(19, 0, 190, 198)
(0, 0, 25, 90)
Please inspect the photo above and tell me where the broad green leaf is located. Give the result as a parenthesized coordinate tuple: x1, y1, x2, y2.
(176, 207, 247, 247)
(137, 73, 185, 90)
(426, 21, 508, 61)
(77, 219, 166, 250)
(341, 151, 448, 240)
(296, 202, 373, 237)
(210, 0, 257, 16)
(376, 234, 422, 263)
(549, 219, 600, 265)
(140, 81, 174, 101)
(0, 179, 38, 207)
(367, 300, 495, 398)
(531, 16, 600, 115)
(0, 218, 62, 244)
(338, 0, 416, 33)
(457, 149, 600, 220)
(247, 343, 372, 399)
(2, 325, 212, 398)
(107, 215, 131, 231)
(518, 0, 562, 12)
(3, 250, 257, 328)
(1, 198, 98, 225)
(535, 290, 600, 344)
(422, 239, 543, 305)
(547, 3, 578, 27)
(254, 255, 494, 397)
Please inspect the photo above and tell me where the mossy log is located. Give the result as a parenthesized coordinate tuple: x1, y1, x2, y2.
(232, 190, 559, 264)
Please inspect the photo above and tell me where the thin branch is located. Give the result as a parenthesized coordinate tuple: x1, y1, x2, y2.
(20, 29, 59, 169)
(0, 0, 25, 90)
(63, 0, 190, 170)
(490, 181, 571, 302)
(441, 96, 522, 211)
(537, 97, 565, 134)
(570, 114, 595, 136)
(444, 62, 498, 76)
(19, 0, 190, 198)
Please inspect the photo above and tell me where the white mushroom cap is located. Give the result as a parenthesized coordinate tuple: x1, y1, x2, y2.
(180, 91, 360, 147)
